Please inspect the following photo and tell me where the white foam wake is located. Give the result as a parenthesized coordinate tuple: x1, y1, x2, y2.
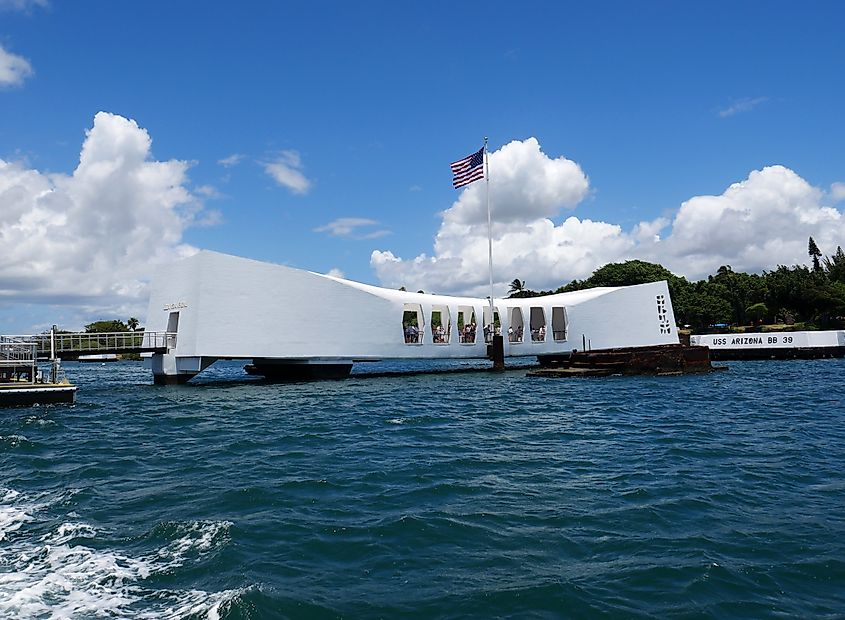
(0, 488, 241, 619)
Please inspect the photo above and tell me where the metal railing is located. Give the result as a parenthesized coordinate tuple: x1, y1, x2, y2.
(0, 337, 37, 366)
(1, 331, 176, 358)
(50, 331, 175, 354)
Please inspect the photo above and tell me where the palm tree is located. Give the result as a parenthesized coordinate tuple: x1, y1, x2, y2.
(127, 317, 139, 332)
(508, 278, 526, 296)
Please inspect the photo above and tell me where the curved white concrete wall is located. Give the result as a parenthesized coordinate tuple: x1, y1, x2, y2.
(145, 251, 679, 362)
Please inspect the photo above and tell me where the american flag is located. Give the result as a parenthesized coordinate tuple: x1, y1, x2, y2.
(450, 147, 485, 189)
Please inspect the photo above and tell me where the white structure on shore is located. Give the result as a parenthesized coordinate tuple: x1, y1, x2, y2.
(691, 331, 845, 359)
(144, 251, 679, 383)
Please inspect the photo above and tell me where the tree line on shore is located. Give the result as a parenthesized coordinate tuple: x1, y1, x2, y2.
(82, 317, 140, 333)
(508, 238, 845, 332)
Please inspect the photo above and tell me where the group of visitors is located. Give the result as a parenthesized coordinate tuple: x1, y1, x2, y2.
(483, 324, 502, 343)
(507, 325, 524, 343)
(403, 324, 421, 343)
(405, 320, 548, 345)
(506, 324, 547, 343)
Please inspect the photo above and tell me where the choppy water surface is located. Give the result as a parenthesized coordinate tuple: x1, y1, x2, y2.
(2, 359, 844, 618)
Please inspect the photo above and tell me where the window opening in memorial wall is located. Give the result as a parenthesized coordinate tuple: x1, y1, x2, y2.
(402, 303, 424, 344)
(167, 312, 180, 334)
(552, 307, 567, 341)
(508, 307, 524, 343)
(457, 306, 477, 344)
(530, 307, 547, 342)
(430, 305, 451, 344)
(482, 306, 501, 343)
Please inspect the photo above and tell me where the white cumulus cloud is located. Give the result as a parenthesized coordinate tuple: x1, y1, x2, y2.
(264, 150, 311, 194)
(655, 165, 845, 276)
(315, 217, 390, 239)
(0, 111, 208, 319)
(371, 137, 845, 295)
(372, 137, 594, 295)
(443, 137, 589, 227)
(0, 44, 33, 87)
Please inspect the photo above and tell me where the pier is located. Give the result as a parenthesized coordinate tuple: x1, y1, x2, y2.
(1, 335, 75, 406)
(1, 329, 175, 405)
(2, 330, 176, 361)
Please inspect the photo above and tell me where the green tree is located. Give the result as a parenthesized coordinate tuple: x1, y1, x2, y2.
(763, 264, 831, 324)
(823, 246, 845, 284)
(556, 278, 583, 293)
(508, 278, 525, 296)
(507, 278, 540, 298)
(745, 302, 769, 324)
(127, 317, 139, 331)
(683, 282, 733, 330)
(710, 268, 767, 326)
(805, 281, 845, 328)
(85, 319, 128, 333)
(809, 237, 822, 272)
(578, 260, 678, 287)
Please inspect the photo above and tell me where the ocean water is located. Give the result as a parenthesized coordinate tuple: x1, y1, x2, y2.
(1, 358, 844, 619)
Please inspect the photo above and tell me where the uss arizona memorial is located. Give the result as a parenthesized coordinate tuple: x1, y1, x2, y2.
(144, 251, 678, 383)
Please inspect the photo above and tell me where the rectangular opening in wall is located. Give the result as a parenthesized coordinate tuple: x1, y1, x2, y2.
(402, 303, 424, 344)
(166, 312, 179, 350)
(482, 306, 500, 343)
(430, 305, 451, 344)
(530, 307, 546, 342)
(457, 305, 477, 344)
(508, 307, 524, 343)
(552, 307, 567, 342)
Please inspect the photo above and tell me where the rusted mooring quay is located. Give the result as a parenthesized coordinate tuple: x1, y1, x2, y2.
(529, 344, 723, 378)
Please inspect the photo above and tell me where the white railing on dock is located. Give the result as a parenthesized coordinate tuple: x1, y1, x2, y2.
(51, 331, 176, 354)
(0, 337, 37, 366)
(1, 331, 176, 356)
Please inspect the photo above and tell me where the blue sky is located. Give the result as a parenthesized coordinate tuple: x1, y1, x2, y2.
(2, 1, 845, 333)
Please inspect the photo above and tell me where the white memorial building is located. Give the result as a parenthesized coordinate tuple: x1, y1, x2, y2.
(144, 251, 679, 383)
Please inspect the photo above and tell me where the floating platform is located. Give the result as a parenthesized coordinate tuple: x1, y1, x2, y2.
(1, 335, 76, 407)
(78, 353, 119, 363)
(0, 383, 77, 407)
(529, 344, 721, 378)
(690, 331, 845, 360)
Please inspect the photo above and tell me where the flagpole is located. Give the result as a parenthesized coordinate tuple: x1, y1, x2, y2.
(483, 138, 504, 370)
(484, 137, 493, 316)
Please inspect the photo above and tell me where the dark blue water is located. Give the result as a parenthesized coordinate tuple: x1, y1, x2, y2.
(2, 359, 844, 619)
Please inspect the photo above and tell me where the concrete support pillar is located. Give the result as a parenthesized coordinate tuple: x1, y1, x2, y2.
(148, 353, 202, 385)
(491, 334, 505, 370)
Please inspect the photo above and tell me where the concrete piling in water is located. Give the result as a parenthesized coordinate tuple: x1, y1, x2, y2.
(491, 335, 505, 370)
